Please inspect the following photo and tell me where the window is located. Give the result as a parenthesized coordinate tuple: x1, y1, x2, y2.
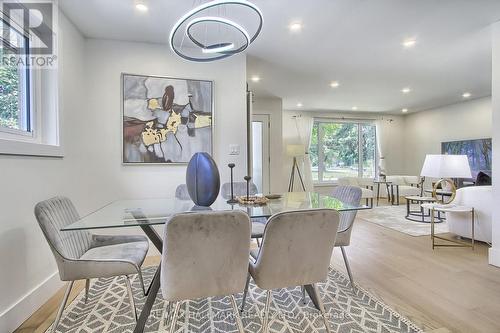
(310, 120, 377, 182)
(0, 20, 31, 135)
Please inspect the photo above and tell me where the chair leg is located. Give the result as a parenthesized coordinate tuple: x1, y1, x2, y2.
(340, 247, 355, 287)
(240, 273, 251, 313)
(164, 301, 172, 329)
(311, 284, 332, 333)
(84, 279, 90, 304)
(301, 286, 307, 305)
(169, 302, 181, 333)
(262, 290, 272, 333)
(256, 238, 261, 247)
(52, 281, 74, 333)
(137, 269, 147, 296)
(230, 295, 246, 333)
(125, 276, 137, 321)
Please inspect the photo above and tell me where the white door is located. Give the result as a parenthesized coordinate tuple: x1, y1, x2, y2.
(252, 114, 270, 194)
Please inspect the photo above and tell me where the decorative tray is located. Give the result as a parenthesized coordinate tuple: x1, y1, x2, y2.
(237, 196, 270, 206)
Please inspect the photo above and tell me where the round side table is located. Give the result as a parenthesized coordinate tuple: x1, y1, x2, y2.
(405, 196, 442, 223)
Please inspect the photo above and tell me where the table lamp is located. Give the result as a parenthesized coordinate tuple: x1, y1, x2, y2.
(286, 144, 306, 192)
(420, 154, 472, 204)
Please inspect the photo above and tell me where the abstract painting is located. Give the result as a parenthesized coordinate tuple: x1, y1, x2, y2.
(122, 73, 213, 164)
(441, 138, 492, 178)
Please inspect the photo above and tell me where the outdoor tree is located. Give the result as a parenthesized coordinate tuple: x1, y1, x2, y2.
(0, 47, 21, 129)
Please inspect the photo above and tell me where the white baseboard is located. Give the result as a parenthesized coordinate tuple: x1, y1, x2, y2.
(0, 271, 63, 333)
(489, 247, 500, 267)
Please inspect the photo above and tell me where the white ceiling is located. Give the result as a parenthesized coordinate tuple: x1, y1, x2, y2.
(59, 0, 500, 114)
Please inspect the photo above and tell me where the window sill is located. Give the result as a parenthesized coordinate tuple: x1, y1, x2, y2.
(313, 182, 338, 187)
(0, 139, 64, 158)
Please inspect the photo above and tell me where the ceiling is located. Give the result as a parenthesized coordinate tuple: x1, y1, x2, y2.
(59, 0, 500, 114)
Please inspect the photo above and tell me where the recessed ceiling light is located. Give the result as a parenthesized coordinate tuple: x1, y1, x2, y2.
(402, 38, 416, 48)
(330, 81, 340, 88)
(402, 108, 408, 113)
(135, 1, 148, 12)
(296, 102, 303, 108)
(251, 76, 260, 82)
(462, 92, 471, 98)
(352, 106, 358, 111)
(289, 22, 302, 32)
(401, 87, 411, 94)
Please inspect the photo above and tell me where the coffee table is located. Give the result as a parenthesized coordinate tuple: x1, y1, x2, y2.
(405, 196, 442, 223)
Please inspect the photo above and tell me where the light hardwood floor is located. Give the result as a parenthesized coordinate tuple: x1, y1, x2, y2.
(15, 211, 500, 333)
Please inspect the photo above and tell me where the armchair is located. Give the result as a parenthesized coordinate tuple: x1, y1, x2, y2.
(337, 177, 374, 208)
(386, 175, 424, 205)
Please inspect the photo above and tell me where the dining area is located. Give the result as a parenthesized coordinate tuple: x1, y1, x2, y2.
(33, 152, 369, 333)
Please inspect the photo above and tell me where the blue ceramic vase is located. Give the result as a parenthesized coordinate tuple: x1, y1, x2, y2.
(186, 152, 220, 206)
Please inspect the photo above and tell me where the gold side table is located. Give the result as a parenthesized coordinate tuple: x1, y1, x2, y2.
(421, 203, 475, 250)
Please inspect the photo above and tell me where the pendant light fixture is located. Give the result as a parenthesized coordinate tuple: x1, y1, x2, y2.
(169, 0, 263, 62)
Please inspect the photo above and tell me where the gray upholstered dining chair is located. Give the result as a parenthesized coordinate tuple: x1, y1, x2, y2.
(330, 185, 362, 287)
(241, 209, 340, 333)
(221, 181, 267, 243)
(34, 197, 149, 332)
(160, 210, 251, 333)
(174, 183, 191, 200)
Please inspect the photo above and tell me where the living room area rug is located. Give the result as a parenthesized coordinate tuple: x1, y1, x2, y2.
(47, 266, 423, 333)
(357, 205, 449, 237)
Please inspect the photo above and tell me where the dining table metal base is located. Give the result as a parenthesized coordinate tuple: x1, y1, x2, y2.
(134, 224, 163, 333)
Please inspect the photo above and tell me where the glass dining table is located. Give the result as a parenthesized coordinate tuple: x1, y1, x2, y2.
(62, 191, 368, 333)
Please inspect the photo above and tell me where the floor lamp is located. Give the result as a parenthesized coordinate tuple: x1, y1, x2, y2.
(287, 144, 306, 192)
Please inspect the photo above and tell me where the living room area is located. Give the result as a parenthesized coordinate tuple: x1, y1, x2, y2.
(1, 1, 500, 333)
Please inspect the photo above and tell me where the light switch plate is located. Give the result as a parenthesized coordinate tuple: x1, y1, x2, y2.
(229, 144, 240, 155)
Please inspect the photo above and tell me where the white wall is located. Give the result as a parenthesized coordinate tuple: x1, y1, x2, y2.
(0, 15, 248, 333)
(490, 22, 500, 267)
(403, 97, 492, 176)
(252, 96, 285, 193)
(0, 13, 85, 332)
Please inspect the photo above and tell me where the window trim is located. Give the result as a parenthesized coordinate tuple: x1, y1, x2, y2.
(0, 15, 62, 157)
(312, 119, 377, 184)
(0, 17, 33, 136)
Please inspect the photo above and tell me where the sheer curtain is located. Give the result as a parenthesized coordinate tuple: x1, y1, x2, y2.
(375, 118, 385, 177)
(295, 116, 314, 191)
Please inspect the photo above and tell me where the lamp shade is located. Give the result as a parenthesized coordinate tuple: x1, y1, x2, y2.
(286, 144, 306, 157)
(420, 154, 472, 178)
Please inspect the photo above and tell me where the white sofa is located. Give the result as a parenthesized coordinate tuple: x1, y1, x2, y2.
(447, 186, 492, 243)
(386, 175, 423, 204)
(337, 177, 374, 207)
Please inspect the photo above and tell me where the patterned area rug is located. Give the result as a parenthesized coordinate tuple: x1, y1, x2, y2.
(48, 266, 423, 333)
(357, 205, 449, 237)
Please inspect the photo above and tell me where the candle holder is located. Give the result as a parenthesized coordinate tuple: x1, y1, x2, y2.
(227, 163, 238, 204)
(244, 176, 252, 201)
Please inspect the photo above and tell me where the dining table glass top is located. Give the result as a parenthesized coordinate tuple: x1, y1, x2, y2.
(62, 192, 368, 231)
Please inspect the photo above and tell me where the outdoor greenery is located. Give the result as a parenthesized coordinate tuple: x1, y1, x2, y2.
(310, 122, 376, 181)
(0, 25, 26, 129)
(0, 46, 22, 130)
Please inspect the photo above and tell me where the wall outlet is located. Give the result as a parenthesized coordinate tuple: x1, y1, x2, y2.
(229, 144, 240, 155)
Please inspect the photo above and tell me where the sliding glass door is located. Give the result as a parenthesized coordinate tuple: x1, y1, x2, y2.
(310, 120, 376, 183)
